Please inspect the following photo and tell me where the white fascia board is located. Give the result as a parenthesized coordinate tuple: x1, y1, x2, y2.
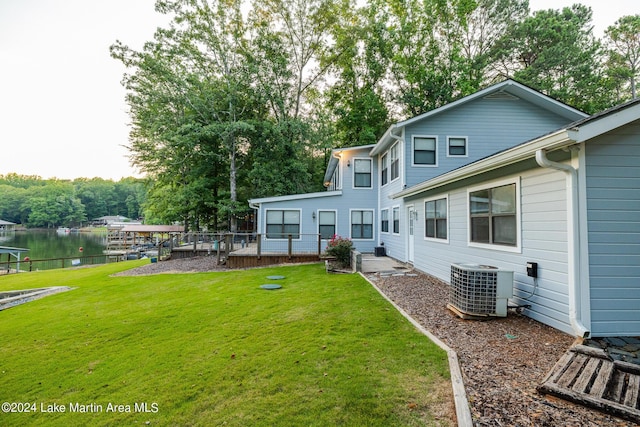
(568, 103, 640, 143)
(248, 190, 342, 205)
(392, 130, 572, 199)
(370, 125, 398, 156)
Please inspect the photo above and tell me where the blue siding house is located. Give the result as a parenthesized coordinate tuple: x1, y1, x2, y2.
(248, 80, 640, 337)
(394, 99, 640, 337)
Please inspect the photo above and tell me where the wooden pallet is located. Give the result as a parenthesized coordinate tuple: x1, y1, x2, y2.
(538, 344, 640, 423)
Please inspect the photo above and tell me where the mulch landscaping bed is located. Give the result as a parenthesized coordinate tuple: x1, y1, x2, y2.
(368, 271, 638, 426)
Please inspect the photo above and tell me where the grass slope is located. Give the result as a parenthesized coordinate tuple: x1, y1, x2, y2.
(0, 261, 452, 426)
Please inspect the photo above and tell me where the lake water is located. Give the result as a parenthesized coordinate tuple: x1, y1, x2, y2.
(0, 230, 107, 260)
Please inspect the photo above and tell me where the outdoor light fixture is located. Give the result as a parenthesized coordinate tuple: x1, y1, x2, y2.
(312, 212, 316, 220)
(347, 160, 351, 167)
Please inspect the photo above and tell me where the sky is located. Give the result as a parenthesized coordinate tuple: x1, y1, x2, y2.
(0, 0, 637, 181)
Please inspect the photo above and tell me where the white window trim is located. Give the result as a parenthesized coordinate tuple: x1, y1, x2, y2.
(446, 136, 468, 158)
(380, 153, 389, 187)
(352, 157, 373, 190)
(392, 205, 401, 235)
(349, 208, 375, 241)
(467, 177, 522, 253)
(412, 135, 438, 167)
(390, 142, 401, 183)
(317, 209, 337, 240)
(380, 208, 390, 235)
(264, 208, 303, 240)
(423, 195, 449, 244)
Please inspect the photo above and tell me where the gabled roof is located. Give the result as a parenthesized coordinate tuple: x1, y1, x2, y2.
(0, 220, 16, 226)
(392, 98, 640, 200)
(370, 79, 588, 156)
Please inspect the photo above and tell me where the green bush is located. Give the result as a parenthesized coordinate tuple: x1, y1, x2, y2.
(325, 235, 353, 267)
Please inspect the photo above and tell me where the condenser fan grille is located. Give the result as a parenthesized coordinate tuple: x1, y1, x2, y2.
(449, 263, 513, 317)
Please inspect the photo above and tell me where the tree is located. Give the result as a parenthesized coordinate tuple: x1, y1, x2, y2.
(460, 0, 529, 85)
(74, 178, 118, 220)
(491, 4, 611, 113)
(0, 185, 29, 224)
(245, 0, 348, 193)
(25, 182, 86, 228)
(324, 1, 391, 147)
(112, 0, 259, 231)
(604, 15, 640, 100)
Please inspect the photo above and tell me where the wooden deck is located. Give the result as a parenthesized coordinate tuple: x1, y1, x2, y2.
(538, 344, 640, 423)
(226, 252, 321, 269)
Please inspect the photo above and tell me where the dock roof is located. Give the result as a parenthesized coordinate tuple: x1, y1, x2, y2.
(117, 225, 184, 233)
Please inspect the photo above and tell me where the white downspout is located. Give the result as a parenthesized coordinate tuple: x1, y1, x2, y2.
(535, 149, 590, 338)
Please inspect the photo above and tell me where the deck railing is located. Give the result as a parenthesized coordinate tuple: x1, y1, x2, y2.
(172, 232, 327, 258)
(0, 233, 331, 274)
(0, 254, 125, 274)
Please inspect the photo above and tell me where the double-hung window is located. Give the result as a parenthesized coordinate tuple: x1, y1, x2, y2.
(392, 207, 400, 234)
(380, 209, 389, 233)
(413, 136, 437, 166)
(447, 137, 467, 157)
(266, 210, 300, 239)
(318, 211, 336, 239)
(425, 197, 447, 240)
(354, 159, 372, 188)
(381, 153, 388, 186)
(469, 183, 517, 246)
(390, 143, 399, 181)
(351, 210, 373, 239)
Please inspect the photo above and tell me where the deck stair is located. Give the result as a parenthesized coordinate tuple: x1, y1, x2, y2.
(538, 342, 640, 423)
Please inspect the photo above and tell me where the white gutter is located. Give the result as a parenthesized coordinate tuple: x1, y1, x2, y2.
(535, 149, 590, 338)
(390, 126, 403, 141)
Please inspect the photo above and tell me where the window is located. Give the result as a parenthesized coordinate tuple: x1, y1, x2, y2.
(266, 210, 300, 239)
(390, 143, 399, 181)
(425, 198, 447, 240)
(354, 159, 372, 188)
(470, 183, 517, 246)
(392, 207, 400, 234)
(381, 153, 388, 186)
(318, 211, 336, 239)
(448, 137, 467, 156)
(381, 209, 389, 233)
(351, 210, 373, 239)
(413, 136, 437, 165)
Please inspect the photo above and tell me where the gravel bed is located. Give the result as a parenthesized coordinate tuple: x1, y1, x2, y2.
(116, 258, 637, 426)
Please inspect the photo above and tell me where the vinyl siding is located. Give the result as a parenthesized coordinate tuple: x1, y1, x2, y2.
(377, 97, 573, 262)
(411, 166, 574, 335)
(256, 147, 379, 253)
(403, 97, 571, 188)
(585, 123, 640, 336)
(378, 140, 406, 259)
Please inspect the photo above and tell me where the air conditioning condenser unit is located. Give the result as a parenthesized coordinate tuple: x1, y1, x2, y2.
(448, 263, 513, 319)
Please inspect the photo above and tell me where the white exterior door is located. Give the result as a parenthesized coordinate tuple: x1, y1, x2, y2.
(407, 205, 415, 263)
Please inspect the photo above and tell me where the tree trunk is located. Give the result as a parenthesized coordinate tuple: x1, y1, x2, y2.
(229, 137, 238, 233)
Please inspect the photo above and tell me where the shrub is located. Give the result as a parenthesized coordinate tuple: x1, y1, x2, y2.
(325, 235, 353, 268)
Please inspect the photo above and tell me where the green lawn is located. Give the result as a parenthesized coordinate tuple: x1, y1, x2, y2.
(0, 261, 453, 426)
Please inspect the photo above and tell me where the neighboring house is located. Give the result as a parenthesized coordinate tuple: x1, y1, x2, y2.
(0, 220, 16, 231)
(249, 80, 640, 338)
(93, 215, 133, 226)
